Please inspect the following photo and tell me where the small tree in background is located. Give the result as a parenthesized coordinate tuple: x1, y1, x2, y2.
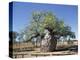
(9, 31, 19, 43)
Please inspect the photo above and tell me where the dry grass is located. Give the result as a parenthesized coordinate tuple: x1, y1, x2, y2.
(9, 40, 78, 58)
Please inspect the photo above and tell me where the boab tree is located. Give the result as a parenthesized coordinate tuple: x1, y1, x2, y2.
(22, 11, 75, 52)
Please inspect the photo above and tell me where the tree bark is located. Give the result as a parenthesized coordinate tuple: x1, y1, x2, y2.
(40, 34, 57, 52)
(49, 35, 57, 52)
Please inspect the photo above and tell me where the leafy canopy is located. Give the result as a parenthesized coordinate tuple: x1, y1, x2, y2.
(21, 11, 75, 41)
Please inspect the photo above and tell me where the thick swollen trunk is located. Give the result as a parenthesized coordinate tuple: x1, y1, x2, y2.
(49, 36, 57, 51)
(40, 34, 57, 52)
(40, 38, 50, 52)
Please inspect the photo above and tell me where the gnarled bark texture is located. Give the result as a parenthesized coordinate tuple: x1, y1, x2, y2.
(40, 29, 57, 52)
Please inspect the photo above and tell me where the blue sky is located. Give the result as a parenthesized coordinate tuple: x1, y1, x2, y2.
(11, 2, 78, 39)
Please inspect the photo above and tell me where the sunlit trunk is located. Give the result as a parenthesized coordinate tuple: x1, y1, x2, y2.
(40, 33, 57, 52)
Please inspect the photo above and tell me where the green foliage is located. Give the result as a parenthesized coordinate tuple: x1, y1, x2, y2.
(21, 11, 75, 41)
